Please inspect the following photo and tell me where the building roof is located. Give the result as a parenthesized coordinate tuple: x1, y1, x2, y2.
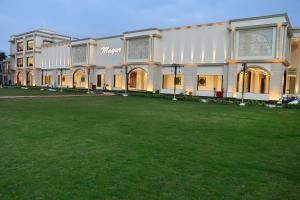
(230, 13, 292, 28)
(11, 29, 74, 39)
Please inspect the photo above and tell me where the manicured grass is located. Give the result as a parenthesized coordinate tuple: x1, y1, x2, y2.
(0, 95, 299, 199)
(0, 87, 86, 96)
(0, 87, 65, 96)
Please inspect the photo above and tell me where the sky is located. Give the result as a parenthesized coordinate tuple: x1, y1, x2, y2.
(0, 0, 300, 54)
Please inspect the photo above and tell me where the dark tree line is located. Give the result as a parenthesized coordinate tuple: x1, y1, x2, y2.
(0, 51, 7, 61)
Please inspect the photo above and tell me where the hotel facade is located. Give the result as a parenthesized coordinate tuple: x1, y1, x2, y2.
(7, 13, 300, 101)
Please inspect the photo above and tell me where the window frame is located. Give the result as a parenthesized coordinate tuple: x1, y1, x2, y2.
(17, 58, 23, 67)
(26, 40, 34, 50)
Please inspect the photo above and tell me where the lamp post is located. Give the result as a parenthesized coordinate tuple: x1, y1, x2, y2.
(123, 65, 128, 96)
(87, 67, 90, 94)
(60, 68, 63, 92)
(41, 69, 44, 86)
(172, 63, 180, 101)
(240, 63, 247, 106)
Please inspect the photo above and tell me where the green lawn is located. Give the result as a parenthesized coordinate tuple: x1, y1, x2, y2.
(0, 87, 84, 96)
(0, 95, 299, 199)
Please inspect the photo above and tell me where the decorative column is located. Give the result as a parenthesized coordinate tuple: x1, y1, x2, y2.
(296, 43, 300, 95)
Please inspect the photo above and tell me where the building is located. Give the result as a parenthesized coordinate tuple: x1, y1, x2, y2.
(7, 13, 300, 101)
(9, 29, 75, 87)
(0, 59, 12, 85)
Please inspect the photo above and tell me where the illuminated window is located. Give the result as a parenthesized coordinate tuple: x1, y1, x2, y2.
(26, 57, 33, 66)
(44, 75, 52, 85)
(17, 42, 24, 52)
(197, 75, 222, 91)
(17, 58, 23, 67)
(114, 74, 122, 88)
(27, 40, 34, 50)
(162, 74, 184, 90)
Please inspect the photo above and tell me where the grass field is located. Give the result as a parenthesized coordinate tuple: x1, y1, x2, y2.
(0, 87, 85, 96)
(0, 91, 299, 199)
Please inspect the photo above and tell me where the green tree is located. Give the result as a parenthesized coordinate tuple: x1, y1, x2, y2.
(0, 51, 7, 61)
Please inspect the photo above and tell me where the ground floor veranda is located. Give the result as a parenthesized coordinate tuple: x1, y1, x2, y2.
(13, 63, 299, 101)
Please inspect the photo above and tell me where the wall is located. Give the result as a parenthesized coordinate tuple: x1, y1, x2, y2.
(92, 37, 123, 67)
(160, 24, 230, 64)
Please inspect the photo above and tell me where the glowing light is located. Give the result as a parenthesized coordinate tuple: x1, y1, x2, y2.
(147, 84, 153, 92)
(171, 49, 174, 63)
(201, 50, 205, 63)
(212, 49, 216, 63)
(180, 49, 184, 64)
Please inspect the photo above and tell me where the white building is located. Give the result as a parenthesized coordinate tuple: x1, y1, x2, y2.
(8, 13, 300, 101)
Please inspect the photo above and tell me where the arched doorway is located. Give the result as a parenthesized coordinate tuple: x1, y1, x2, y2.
(237, 66, 270, 94)
(128, 68, 147, 91)
(17, 71, 23, 86)
(27, 71, 33, 86)
(73, 69, 86, 88)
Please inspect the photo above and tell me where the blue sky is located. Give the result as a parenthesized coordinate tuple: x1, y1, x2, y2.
(0, 0, 299, 54)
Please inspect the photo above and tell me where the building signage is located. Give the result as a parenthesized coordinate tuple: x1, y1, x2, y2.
(101, 46, 121, 55)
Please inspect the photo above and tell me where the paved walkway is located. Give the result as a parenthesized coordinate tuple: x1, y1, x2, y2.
(0, 93, 116, 99)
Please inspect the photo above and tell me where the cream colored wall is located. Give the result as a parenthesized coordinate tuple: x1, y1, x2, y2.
(41, 43, 71, 70)
(184, 66, 197, 94)
(160, 24, 229, 64)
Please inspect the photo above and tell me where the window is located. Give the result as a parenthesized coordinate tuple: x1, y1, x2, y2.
(26, 57, 33, 66)
(197, 75, 222, 91)
(238, 28, 273, 57)
(162, 74, 184, 90)
(71, 45, 87, 64)
(17, 58, 23, 67)
(27, 40, 34, 50)
(97, 74, 105, 87)
(17, 42, 24, 52)
(114, 74, 122, 88)
(44, 75, 52, 85)
(58, 75, 61, 85)
(128, 38, 149, 60)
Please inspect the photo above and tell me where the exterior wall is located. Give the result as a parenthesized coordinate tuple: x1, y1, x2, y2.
(6, 14, 298, 101)
(160, 24, 229, 64)
(10, 30, 71, 86)
(92, 36, 123, 67)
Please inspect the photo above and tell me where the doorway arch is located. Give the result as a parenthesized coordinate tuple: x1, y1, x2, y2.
(236, 66, 270, 94)
(128, 67, 148, 91)
(17, 71, 23, 86)
(73, 69, 86, 88)
(27, 71, 33, 86)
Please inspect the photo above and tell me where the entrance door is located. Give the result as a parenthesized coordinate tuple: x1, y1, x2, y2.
(129, 71, 137, 88)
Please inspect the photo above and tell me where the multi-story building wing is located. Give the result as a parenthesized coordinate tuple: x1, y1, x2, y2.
(6, 14, 300, 101)
(9, 29, 73, 86)
(0, 59, 12, 85)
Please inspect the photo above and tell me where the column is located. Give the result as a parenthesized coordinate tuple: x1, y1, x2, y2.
(183, 66, 197, 95)
(269, 64, 285, 100)
(296, 44, 300, 95)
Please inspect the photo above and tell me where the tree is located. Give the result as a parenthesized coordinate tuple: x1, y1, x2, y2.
(0, 51, 7, 61)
